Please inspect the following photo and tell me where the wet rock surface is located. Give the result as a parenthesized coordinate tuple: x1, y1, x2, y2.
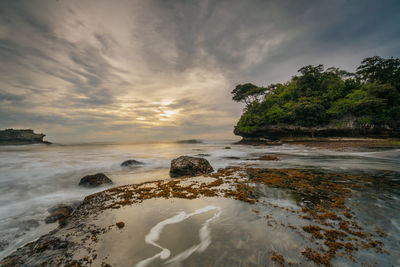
(0, 235, 72, 267)
(120, 160, 144, 167)
(170, 156, 214, 177)
(78, 173, 113, 187)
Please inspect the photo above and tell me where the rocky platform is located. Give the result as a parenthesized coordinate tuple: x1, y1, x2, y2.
(1, 167, 398, 266)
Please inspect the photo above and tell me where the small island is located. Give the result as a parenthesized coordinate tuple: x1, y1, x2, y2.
(0, 129, 51, 145)
(232, 56, 400, 142)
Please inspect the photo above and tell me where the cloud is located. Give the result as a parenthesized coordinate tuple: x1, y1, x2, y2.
(0, 0, 399, 142)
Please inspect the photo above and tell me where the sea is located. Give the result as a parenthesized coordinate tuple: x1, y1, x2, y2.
(0, 140, 399, 264)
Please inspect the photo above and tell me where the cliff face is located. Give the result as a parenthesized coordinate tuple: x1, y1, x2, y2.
(234, 124, 400, 140)
(0, 129, 50, 145)
(234, 116, 400, 140)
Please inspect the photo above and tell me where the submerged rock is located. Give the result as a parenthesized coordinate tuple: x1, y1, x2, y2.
(78, 173, 113, 187)
(170, 156, 214, 177)
(121, 159, 144, 167)
(19, 219, 40, 231)
(45, 204, 74, 225)
(257, 155, 279, 161)
(223, 156, 241, 160)
(0, 240, 9, 252)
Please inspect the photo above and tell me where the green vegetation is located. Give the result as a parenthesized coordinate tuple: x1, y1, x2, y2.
(232, 56, 400, 135)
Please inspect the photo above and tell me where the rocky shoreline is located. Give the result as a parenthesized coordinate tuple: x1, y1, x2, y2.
(1, 157, 398, 266)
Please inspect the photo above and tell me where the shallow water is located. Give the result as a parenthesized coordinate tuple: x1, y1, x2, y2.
(92, 193, 400, 266)
(93, 197, 308, 266)
(0, 141, 399, 260)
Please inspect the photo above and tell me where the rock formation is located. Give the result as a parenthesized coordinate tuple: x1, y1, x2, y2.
(0, 129, 50, 145)
(121, 160, 144, 167)
(78, 173, 113, 187)
(170, 156, 214, 177)
(234, 122, 400, 140)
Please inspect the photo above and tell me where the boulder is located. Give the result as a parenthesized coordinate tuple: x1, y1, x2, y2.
(78, 173, 113, 187)
(121, 159, 144, 167)
(45, 204, 74, 225)
(170, 156, 214, 177)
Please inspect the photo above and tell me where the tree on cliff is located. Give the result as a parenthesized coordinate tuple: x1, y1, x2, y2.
(356, 56, 400, 90)
(233, 56, 400, 136)
(231, 83, 266, 105)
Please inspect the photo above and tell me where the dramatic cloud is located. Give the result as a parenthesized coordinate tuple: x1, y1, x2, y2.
(0, 0, 399, 142)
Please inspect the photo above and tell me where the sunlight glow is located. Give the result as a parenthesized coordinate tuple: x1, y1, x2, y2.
(161, 109, 178, 117)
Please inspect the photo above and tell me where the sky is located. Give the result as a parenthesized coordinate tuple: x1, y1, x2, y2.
(0, 0, 399, 143)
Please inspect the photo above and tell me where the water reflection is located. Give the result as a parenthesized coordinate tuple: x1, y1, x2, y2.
(136, 205, 221, 267)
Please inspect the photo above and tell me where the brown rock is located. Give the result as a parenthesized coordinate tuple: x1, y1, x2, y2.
(170, 156, 214, 178)
(116, 222, 125, 229)
(78, 173, 113, 187)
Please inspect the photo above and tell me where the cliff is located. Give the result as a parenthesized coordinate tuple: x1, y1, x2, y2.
(0, 129, 51, 145)
(234, 116, 400, 140)
(231, 57, 400, 141)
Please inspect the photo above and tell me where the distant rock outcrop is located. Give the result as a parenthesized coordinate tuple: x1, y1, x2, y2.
(176, 139, 203, 144)
(170, 156, 214, 177)
(78, 173, 113, 187)
(0, 129, 51, 145)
